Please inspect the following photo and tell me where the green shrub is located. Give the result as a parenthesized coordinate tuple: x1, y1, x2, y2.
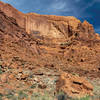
(31, 92, 54, 100)
(71, 95, 91, 100)
(0, 66, 3, 74)
(0, 93, 3, 100)
(80, 96, 90, 100)
(5, 92, 14, 99)
(30, 84, 37, 89)
(57, 91, 67, 100)
(18, 91, 28, 99)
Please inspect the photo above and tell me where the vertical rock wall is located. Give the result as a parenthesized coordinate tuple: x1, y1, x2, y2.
(0, 1, 95, 39)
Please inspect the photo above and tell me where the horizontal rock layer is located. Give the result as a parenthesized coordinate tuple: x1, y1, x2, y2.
(0, 1, 100, 99)
(0, 1, 95, 39)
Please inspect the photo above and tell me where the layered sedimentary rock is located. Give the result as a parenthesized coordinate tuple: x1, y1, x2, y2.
(0, 1, 100, 99)
(0, 1, 95, 39)
(56, 72, 93, 98)
(0, 1, 25, 28)
(0, 1, 100, 77)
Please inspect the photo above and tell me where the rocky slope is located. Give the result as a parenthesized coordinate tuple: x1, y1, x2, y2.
(0, 1, 100, 99)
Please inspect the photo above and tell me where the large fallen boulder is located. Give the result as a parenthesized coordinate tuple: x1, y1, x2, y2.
(56, 72, 93, 99)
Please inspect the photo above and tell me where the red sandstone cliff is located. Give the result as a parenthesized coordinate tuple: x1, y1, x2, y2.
(0, 1, 100, 99)
(0, 1, 95, 40)
(0, 1, 100, 77)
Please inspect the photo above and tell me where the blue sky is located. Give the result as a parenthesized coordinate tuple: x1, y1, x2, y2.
(1, 0, 100, 33)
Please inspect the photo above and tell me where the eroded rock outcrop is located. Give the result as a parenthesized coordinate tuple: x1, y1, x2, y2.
(56, 72, 93, 98)
(0, 1, 100, 99)
(0, 1, 100, 77)
(0, 1, 96, 40)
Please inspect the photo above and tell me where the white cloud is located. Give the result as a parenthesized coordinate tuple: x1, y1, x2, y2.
(45, 0, 74, 15)
(51, 1, 66, 11)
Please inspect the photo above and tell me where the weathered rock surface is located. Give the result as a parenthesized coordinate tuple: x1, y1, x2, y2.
(56, 72, 93, 98)
(0, 1, 100, 99)
(0, 1, 96, 39)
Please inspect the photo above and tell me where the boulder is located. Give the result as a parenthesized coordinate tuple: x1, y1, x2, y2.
(56, 72, 93, 98)
(0, 73, 8, 83)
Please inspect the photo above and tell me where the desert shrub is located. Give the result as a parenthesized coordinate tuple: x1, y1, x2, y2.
(57, 91, 67, 100)
(80, 96, 90, 100)
(0, 93, 3, 100)
(31, 92, 54, 100)
(30, 84, 37, 89)
(71, 95, 91, 100)
(60, 41, 72, 46)
(18, 91, 28, 99)
(0, 65, 3, 74)
(5, 92, 14, 99)
(72, 73, 79, 77)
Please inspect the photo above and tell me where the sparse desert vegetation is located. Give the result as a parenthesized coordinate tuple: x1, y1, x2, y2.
(0, 1, 100, 100)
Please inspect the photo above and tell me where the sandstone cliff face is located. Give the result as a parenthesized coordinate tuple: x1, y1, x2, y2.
(0, 1, 25, 28)
(0, 9, 39, 67)
(0, 1, 100, 99)
(0, 1, 95, 39)
(0, 1, 100, 77)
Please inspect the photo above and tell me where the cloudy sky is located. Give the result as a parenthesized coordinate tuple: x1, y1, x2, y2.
(1, 0, 100, 33)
